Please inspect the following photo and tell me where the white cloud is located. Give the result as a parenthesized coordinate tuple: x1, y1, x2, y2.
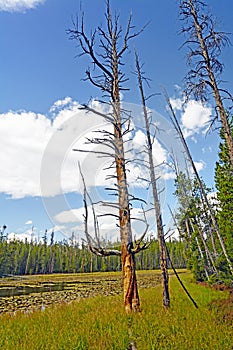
(8, 228, 35, 242)
(132, 130, 146, 148)
(152, 138, 167, 165)
(170, 97, 184, 111)
(163, 171, 176, 180)
(0, 98, 115, 199)
(7, 224, 69, 243)
(125, 127, 174, 187)
(194, 161, 205, 172)
(181, 101, 212, 137)
(0, 110, 51, 198)
(49, 97, 77, 114)
(25, 220, 33, 225)
(0, 97, 178, 219)
(0, 105, 70, 197)
(55, 204, 153, 242)
(55, 204, 119, 241)
(0, 0, 45, 12)
(170, 98, 212, 138)
(55, 207, 84, 224)
(189, 160, 205, 174)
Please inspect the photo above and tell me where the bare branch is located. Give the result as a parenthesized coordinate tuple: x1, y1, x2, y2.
(79, 162, 121, 257)
(131, 208, 151, 254)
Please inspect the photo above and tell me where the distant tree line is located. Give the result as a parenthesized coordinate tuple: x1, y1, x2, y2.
(0, 229, 186, 276)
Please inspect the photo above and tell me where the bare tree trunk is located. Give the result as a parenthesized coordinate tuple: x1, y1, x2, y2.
(190, 219, 218, 277)
(48, 230, 54, 274)
(113, 47, 140, 312)
(25, 226, 34, 275)
(135, 52, 170, 307)
(115, 116, 140, 311)
(185, 218, 191, 241)
(195, 236, 209, 280)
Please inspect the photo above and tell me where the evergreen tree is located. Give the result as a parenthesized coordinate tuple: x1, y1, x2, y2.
(215, 115, 233, 281)
(174, 171, 218, 280)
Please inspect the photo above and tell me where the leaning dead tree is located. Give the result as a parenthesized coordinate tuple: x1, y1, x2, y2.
(68, 1, 149, 312)
(179, 0, 233, 167)
(134, 52, 170, 307)
(163, 88, 233, 276)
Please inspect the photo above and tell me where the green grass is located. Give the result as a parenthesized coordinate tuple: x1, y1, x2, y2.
(0, 271, 231, 350)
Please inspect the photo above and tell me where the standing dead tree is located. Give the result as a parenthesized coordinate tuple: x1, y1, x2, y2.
(134, 52, 170, 307)
(179, 0, 233, 167)
(163, 88, 233, 276)
(68, 1, 149, 312)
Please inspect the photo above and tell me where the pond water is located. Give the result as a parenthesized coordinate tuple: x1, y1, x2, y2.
(0, 280, 98, 298)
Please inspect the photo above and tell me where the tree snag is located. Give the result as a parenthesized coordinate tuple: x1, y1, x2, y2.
(134, 51, 170, 307)
(69, 1, 148, 312)
(179, 0, 233, 167)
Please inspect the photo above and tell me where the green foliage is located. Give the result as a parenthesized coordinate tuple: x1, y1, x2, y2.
(0, 234, 187, 276)
(174, 172, 216, 281)
(174, 149, 233, 284)
(215, 114, 233, 279)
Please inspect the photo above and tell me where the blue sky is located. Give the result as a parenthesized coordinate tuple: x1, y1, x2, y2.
(0, 0, 233, 243)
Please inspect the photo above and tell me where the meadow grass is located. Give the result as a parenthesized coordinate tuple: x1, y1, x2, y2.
(0, 271, 231, 350)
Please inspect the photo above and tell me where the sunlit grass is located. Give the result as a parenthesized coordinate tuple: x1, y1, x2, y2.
(130, 276, 232, 349)
(0, 271, 231, 350)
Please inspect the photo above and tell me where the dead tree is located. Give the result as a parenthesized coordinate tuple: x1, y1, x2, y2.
(68, 1, 149, 312)
(179, 0, 233, 167)
(163, 89, 233, 276)
(192, 218, 218, 276)
(134, 52, 170, 307)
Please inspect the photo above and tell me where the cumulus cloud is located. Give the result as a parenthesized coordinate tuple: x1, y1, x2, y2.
(55, 205, 118, 241)
(8, 231, 33, 242)
(0, 110, 51, 198)
(7, 223, 69, 243)
(1, 97, 175, 200)
(170, 98, 212, 138)
(8, 226, 36, 242)
(170, 97, 184, 111)
(188, 160, 205, 174)
(132, 130, 146, 148)
(194, 161, 205, 172)
(0, 98, 85, 198)
(0, 0, 45, 12)
(55, 204, 155, 242)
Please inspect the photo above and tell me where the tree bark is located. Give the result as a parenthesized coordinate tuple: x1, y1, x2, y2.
(113, 45, 140, 312)
(135, 52, 170, 307)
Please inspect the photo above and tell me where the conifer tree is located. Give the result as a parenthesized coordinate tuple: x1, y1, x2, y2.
(215, 115, 233, 278)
